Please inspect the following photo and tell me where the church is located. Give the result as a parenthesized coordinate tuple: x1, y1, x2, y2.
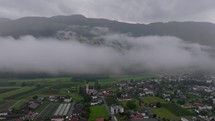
(85, 82, 97, 95)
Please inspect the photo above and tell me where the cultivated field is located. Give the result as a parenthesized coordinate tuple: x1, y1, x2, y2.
(36, 102, 60, 120)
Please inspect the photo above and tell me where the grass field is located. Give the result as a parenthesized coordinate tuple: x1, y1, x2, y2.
(68, 93, 83, 101)
(162, 103, 195, 116)
(142, 96, 166, 103)
(89, 105, 109, 121)
(149, 107, 179, 120)
(0, 82, 17, 87)
(37, 88, 63, 95)
(52, 84, 72, 89)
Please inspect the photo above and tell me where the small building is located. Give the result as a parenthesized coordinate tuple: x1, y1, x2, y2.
(131, 114, 144, 120)
(96, 118, 105, 121)
(139, 107, 151, 118)
(148, 102, 157, 108)
(131, 118, 158, 121)
(213, 99, 215, 105)
(73, 103, 84, 116)
(198, 105, 212, 110)
(51, 118, 64, 121)
(28, 102, 40, 110)
(49, 96, 58, 102)
(110, 105, 124, 114)
(181, 104, 193, 109)
(64, 96, 72, 103)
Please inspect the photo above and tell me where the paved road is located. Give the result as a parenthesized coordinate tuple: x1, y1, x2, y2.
(101, 96, 117, 121)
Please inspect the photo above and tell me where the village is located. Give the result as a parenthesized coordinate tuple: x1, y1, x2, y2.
(0, 74, 215, 121)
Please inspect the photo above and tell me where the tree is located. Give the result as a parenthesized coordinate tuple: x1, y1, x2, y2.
(116, 91, 122, 98)
(162, 118, 166, 121)
(127, 100, 137, 110)
(199, 110, 208, 116)
(32, 95, 38, 100)
(83, 94, 92, 102)
(156, 102, 161, 108)
(138, 98, 142, 106)
(79, 86, 84, 94)
(211, 118, 215, 121)
(94, 80, 101, 90)
(177, 98, 185, 105)
(21, 82, 26, 87)
(212, 105, 215, 114)
(105, 97, 119, 106)
(152, 114, 157, 118)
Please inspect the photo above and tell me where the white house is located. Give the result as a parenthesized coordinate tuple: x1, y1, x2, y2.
(110, 105, 124, 114)
(198, 105, 212, 110)
(213, 99, 215, 105)
(181, 117, 189, 121)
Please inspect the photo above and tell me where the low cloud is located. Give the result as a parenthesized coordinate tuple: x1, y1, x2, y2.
(0, 32, 214, 75)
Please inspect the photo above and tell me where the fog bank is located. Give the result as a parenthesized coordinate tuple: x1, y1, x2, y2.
(0, 34, 214, 74)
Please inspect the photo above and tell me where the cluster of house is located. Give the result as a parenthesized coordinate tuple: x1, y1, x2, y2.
(0, 99, 44, 120)
(70, 102, 87, 121)
(110, 104, 157, 121)
(111, 73, 215, 121)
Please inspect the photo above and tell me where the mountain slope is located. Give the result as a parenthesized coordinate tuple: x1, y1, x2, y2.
(0, 15, 214, 46)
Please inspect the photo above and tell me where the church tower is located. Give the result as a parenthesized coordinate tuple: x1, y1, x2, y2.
(86, 82, 89, 94)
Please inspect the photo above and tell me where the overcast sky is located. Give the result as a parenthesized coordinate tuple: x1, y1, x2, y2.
(0, 0, 215, 23)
